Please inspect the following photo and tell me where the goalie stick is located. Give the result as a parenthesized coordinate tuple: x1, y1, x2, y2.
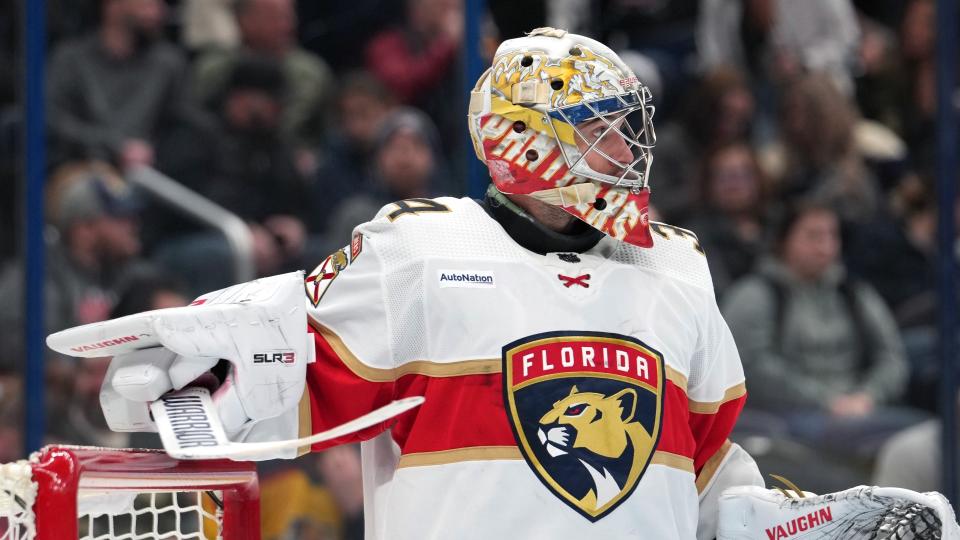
(150, 387, 424, 460)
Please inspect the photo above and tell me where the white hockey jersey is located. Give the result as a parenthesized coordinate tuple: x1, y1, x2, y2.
(301, 196, 748, 540)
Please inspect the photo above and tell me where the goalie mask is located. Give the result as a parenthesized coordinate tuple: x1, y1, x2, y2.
(468, 27, 657, 247)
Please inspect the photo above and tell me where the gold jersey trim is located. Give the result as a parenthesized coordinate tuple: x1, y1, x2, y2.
(687, 384, 747, 414)
(296, 388, 313, 457)
(397, 446, 523, 468)
(396, 446, 697, 477)
(309, 317, 500, 381)
(665, 365, 687, 390)
(649, 451, 695, 474)
(310, 316, 742, 415)
(694, 439, 733, 494)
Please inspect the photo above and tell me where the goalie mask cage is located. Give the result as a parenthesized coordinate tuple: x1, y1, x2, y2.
(0, 445, 260, 540)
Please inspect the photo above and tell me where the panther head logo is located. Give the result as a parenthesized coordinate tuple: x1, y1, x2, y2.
(537, 385, 654, 510)
(502, 331, 664, 521)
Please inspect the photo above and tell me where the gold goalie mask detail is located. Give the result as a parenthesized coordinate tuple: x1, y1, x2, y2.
(468, 27, 657, 247)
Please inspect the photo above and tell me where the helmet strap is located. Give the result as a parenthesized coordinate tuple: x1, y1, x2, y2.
(528, 183, 599, 207)
(486, 184, 528, 215)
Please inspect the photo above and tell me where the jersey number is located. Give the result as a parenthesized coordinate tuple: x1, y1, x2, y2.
(386, 199, 451, 221)
(650, 223, 704, 254)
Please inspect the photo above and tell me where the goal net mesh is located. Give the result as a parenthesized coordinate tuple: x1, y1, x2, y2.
(0, 447, 258, 540)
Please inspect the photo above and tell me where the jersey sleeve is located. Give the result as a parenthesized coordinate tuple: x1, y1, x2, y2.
(301, 228, 401, 450)
(631, 223, 749, 484)
(688, 290, 760, 538)
(687, 288, 748, 486)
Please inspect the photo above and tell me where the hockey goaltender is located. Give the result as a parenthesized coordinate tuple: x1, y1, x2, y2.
(49, 28, 960, 540)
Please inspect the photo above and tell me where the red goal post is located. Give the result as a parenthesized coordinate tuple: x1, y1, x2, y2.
(0, 445, 260, 540)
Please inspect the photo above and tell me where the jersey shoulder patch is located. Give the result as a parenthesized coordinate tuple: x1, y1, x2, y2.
(305, 232, 365, 307)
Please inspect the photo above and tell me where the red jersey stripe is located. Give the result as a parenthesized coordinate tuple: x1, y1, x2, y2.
(307, 321, 744, 476)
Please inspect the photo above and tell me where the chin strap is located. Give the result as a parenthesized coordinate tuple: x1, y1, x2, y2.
(486, 184, 528, 214)
(529, 182, 600, 207)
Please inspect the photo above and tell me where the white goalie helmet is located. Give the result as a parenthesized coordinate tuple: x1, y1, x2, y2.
(468, 27, 657, 247)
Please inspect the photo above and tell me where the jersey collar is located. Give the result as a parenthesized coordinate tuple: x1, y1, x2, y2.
(479, 185, 604, 255)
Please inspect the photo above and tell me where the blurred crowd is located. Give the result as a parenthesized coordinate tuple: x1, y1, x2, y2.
(0, 0, 955, 537)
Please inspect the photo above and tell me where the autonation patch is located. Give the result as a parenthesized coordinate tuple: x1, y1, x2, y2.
(438, 269, 496, 288)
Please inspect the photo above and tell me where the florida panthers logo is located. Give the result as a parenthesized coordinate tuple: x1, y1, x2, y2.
(538, 386, 655, 510)
(503, 331, 664, 521)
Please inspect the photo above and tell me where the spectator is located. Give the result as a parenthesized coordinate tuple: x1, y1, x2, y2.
(767, 0, 860, 94)
(682, 141, 771, 296)
(296, 1, 404, 73)
(697, 0, 776, 81)
(154, 55, 310, 292)
(697, 0, 859, 94)
(110, 267, 191, 317)
(365, 0, 464, 172)
(0, 162, 143, 362)
(324, 108, 445, 248)
(0, 163, 144, 444)
(722, 201, 924, 460)
(181, 0, 240, 51)
(198, 55, 309, 228)
(896, 0, 937, 169)
(192, 0, 335, 157)
(47, 0, 105, 49)
(308, 72, 396, 232)
(653, 67, 755, 223)
(760, 73, 881, 224)
(846, 175, 938, 326)
(847, 176, 955, 412)
(853, 15, 905, 134)
(365, 0, 461, 105)
(46, 0, 191, 170)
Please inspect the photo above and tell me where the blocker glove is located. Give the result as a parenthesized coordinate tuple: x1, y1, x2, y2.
(47, 272, 313, 450)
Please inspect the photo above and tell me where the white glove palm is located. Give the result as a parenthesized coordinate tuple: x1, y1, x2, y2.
(47, 272, 312, 439)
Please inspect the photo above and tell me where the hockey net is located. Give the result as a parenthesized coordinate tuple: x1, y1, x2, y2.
(0, 446, 259, 540)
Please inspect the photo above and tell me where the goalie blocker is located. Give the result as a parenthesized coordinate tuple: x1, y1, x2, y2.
(46, 272, 424, 461)
(718, 484, 960, 540)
